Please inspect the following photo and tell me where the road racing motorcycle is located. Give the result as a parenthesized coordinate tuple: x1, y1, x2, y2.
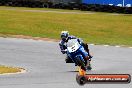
(66, 39, 91, 75)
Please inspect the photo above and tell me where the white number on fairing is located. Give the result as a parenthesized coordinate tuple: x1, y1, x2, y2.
(67, 39, 81, 53)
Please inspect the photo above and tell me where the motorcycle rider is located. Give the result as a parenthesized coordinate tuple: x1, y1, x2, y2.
(59, 31, 92, 70)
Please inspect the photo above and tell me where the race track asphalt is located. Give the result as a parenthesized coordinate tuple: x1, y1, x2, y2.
(0, 37, 131, 88)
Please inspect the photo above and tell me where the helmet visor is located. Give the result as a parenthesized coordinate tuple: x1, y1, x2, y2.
(61, 35, 67, 41)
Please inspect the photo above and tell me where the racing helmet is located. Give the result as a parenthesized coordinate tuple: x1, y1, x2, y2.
(61, 31, 69, 41)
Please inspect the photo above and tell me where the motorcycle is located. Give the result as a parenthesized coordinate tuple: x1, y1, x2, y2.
(66, 39, 89, 74)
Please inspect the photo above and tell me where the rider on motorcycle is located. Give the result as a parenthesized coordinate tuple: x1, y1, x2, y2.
(59, 31, 92, 70)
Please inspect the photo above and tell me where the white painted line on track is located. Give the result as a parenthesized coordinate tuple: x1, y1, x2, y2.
(103, 45, 109, 47)
(129, 47, 132, 48)
(89, 44, 95, 45)
(115, 46, 121, 47)
(37, 40, 44, 42)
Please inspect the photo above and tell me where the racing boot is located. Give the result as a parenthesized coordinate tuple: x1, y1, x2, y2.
(89, 54, 93, 59)
(86, 62, 92, 70)
(85, 57, 92, 70)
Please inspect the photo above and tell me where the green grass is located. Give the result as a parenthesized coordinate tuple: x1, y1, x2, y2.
(0, 65, 21, 74)
(0, 6, 132, 46)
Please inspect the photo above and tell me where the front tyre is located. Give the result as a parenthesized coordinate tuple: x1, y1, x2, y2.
(76, 74, 86, 85)
(65, 56, 74, 63)
(76, 56, 86, 71)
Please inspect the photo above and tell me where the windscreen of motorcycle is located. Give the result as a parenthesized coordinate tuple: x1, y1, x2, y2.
(67, 39, 81, 53)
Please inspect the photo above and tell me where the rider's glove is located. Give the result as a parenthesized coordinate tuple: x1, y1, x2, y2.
(88, 58, 91, 61)
(88, 55, 93, 61)
(61, 49, 67, 54)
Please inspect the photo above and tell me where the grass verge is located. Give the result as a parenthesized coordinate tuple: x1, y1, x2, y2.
(0, 6, 132, 46)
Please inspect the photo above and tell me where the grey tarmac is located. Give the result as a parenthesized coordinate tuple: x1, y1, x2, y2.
(0, 37, 131, 88)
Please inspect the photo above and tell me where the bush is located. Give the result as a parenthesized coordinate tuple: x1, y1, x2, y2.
(0, 0, 132, 14)
(80, 4, 132, 14)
